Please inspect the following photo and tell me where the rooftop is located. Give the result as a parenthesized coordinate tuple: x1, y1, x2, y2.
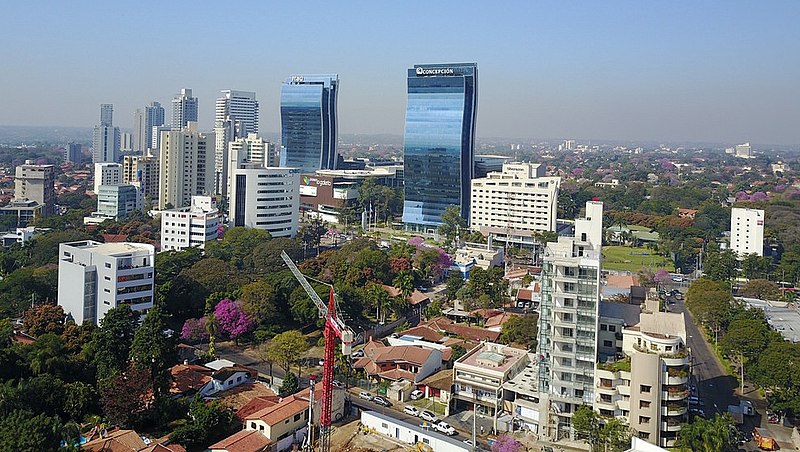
(456, 342, 528, 374)
(64, 240, 154, 256)
(739, 297, 800, 342)
(208, 429, 271, 452)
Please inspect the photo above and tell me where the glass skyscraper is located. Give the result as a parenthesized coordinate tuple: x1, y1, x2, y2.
(402, 63, 477, 230)
(280, 74, 339, 174)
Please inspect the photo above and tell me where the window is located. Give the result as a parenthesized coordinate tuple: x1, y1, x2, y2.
(603, 340, 612, 347)
(250, 422, 256, 429)
(639, 401, 650, 408)
(294, 413, 302, 422)
(638, 432, 650, 440)
(608, 325, 616, 332)
(639, 416, 650, 424)
(600, 324, 608, 331)
(640, 385, 651, 393)
(381, 423, 388, 429)
(105, 263, 111, 268)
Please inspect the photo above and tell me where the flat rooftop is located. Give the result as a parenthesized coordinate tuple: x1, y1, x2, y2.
(457, 342, 527, 373)
(739, 297, 800, 342)
(65, 240, 153, 256)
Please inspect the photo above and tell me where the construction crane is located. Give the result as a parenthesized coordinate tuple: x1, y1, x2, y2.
(281, 251, 354, 452)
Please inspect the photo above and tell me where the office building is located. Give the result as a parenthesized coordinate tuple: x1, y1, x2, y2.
(160, 196, 221, 252)
(93, 162, 122, 194)
(57, 240, 155, 326)
(14, 161, 55, 217)
(226, 133, 277, 195)
(0, 199, 43, 227)
(280, 74, 339, 174)
(65, 143, 82, 164)
(133, 101, 165, 153)
(214, 90, 259, 196)
(171, 88, 198, 128)
(120, 132, 133, 152)
(123, 155, 159, 202)
(157, 123, 215, 209)
(735, 142, 752, 159)
(230, 165, 300, 238)
(402, 63, 478, 231)
(536, 200, 603, 440)
(470, 162, 560, 247)
(92, 104, 120, 163)
(730, 207, 765, 257)
(85, 184, 142, 224)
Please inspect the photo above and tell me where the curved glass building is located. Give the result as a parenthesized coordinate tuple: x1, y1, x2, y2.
(280, 74, 339, 174)
(402, 63, 477, 231)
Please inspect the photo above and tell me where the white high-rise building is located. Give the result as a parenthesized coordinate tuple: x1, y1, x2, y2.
(730, 207, 765, 257)
(229, 165, 300, 238)
(159, 196, 221, 252)
(133, 102, 165, 153)
(57, 240, 155, 326)
(470, 162, 560, 247)
(93, 162, 122, 194)
(93, 104, 120, 163)
(536, 200, 603, 440)
(735, 142, 752, 159)
(214, 90, 259, 196)
(120, 132, 133, 152)
(226, 133, 277, 195)
(157, 123, 215, 209)
(171, 88, 198, 129)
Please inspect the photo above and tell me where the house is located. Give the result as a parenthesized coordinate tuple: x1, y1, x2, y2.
(450, 242, 504, 279)
(418, 369, 454, 416)
(386, 328, 453, 364)
(603, 275, 639, 300)
(515, 284, 540, 310)
(208, 430, 272, 452)
(422, 317, 501, 343)
(353, 340, 442, 384)
(676, 208, 698, 219)
(169, 362, 257, 398)
(484, 311, 520, 333)
(82, 428, 185, 452)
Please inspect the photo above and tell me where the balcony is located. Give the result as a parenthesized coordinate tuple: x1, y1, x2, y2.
(662, 404, 687, 416)
(662, 419, 683, 432)
(664, 389, 689, 401)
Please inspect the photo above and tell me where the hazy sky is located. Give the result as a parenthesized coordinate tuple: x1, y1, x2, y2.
(1, 1, 799, 144)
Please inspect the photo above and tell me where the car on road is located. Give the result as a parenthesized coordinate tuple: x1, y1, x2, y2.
(373, 396, 392, 407)
(404, 406, 420, 416)
(434, 421, 456, 436)
(359, 391, 373, 400)
(410, 390, 424, 400)
(463, 439, 474, 446)
(672, 275, 685, 282)
(333, 380, 345, 389)
(420, 410, 438, 423)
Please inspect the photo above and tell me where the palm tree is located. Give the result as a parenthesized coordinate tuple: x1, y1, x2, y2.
(366, 284, 390, 324)
(394, 271, 414, 300)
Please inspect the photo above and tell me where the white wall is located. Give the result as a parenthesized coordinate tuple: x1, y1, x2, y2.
(361, 411, 469, 452)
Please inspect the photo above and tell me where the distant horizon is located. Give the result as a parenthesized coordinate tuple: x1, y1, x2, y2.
(1, 2, 799, 145)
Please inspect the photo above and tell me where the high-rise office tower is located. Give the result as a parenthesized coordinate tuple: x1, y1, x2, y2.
(214, 90, 259, 195)
(157, 123, 215, 209)
(133, 101, 165, 153)
(65, 143, 82, 164)
(401, 63, 478, 231)
(226, 133, 276, 196)
(171, 88, 198, 129)
(92, 104, 120, 163)
(280, 74, 339, 174)
(120, 132, 133, 152)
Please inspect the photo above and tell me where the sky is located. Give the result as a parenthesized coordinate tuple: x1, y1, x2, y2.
(1, 1, 799, 145)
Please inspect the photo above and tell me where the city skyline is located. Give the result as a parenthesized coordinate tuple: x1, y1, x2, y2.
(1, 1, 800, 144)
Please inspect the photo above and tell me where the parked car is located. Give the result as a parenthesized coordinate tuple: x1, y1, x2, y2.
(332, 380, 345, 389)
(688, 396, 702, 406)
(404, 406, 420, 416)
(435, 421, 457, 436)
(352, 349, 365, 358)
(410, 390, 424, 400)
(420, 410, 438, 423)
(672, 275, 685, 282)
(359, 391, 373, 400)
(373, 396, 392, 407)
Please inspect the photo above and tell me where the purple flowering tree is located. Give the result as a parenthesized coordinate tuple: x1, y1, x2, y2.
(491, 435, 523, 452)
(214, 298, 254, 341)
(653, 269, 671, 284)
(180, 317, 209, 342)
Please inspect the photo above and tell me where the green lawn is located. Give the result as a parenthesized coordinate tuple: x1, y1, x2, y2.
(602, 245, 674, 272)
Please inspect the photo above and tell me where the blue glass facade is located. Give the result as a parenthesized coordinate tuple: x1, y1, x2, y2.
(280, 74, 339, 174)
(402, 63, 477, 229)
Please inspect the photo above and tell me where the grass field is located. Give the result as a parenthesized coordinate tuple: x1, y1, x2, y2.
(602, 245, 674, 272)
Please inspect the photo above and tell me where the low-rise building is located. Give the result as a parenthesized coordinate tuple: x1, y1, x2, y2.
(0, 198, 43, 227)
(360, 410, 470, 452)
(160, 195, 221, 251)
(0, 226, 46, 247)
(229, 165, 300, 238)
(57, 240, 155, 325)
(354, 340, 442, 385)
(450, 242, 504, 279)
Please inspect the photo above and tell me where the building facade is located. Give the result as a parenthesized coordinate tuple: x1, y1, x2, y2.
(214, 90, 259, 196)
(96, 184, 143, 220)
(57, 241, 155, 326)
(171, 88, 198, 128)
(65, 143, 82, 164)
(92, 104, 120, 163)
(402, 63, 478, 231)
(157, 123, 215, 209)
(133, 101, 165, 153)
(122, 155, 159, 203)
(14, 161, 55, 217)
(537, 201, 603, 440)
(470, 162, 560, 247)
(230, 165, 300, 238)
(226, 133, 276, 196)
(93, 162, 122, 194)
(160, 196, 221, 252)
(280, 74, 339, 174)
(730, 207, 765, 257)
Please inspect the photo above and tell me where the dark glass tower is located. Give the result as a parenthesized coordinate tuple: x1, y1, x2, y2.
(402, 63, 478, 230)
(280, 74, 339, 173)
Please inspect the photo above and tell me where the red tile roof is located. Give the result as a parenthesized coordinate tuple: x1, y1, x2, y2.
(400, 325, 444, 342)
(245, 383, 323, 426)
(169, 364, 212, 396)
(208, 429, 271, 452)
(236, 396, 279, 421)
(485, 312, 520, 328)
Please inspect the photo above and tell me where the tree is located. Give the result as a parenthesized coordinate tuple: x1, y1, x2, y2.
(491, 435, 523, 452)
(92, 305, 139, 381)
(572, 405, 630, 452)
(63, 381, 97, 421)
(393, 271, 414, 300)
(500, 314, 539, 350)
(0, 409, 62, 451)
(438, 205, 466, 250)
(720, 318, 770, 361)
(99, 365, 152, 427)
(446, 272, 465, 300)
(265, 330, 309, 373)
(129, 305, 177, 398)
(450, 344, 467, 362)
(279, 371, 299, 396)
(23, 304, 66, 337)
(299, 217, 327, 257)
(676, 414, 737, 452)
(180, 317, 209, 343)
(740, 253, 772, 280)
(25, 333, 69, 376)
(740, 279, 782, 300)
(170, 397, 237, 449)
(366, 283, 392, 324)
(239, 280, 280, 326)
(214, 299, 255, 341)
(704, 248, 737, 282)
(572, 405, 602, 451)
(205, 227, 271, 268)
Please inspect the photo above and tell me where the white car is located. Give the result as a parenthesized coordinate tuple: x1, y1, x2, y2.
(420, 410, 438, 423)
(359, 391, 372, 400)
(404, 406, 420, 416)
(410, 390, 424, 400)
(352, 349, 365, 358)
(435, 421, 456, 436)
